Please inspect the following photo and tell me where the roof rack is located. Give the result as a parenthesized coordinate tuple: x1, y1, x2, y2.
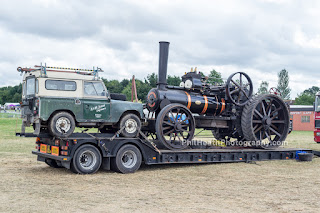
(17, 63, 103, 80)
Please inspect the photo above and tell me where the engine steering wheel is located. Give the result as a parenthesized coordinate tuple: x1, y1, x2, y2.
(226, 72, 253, 106)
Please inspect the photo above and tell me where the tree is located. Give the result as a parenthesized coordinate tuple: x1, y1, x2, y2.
(167, 75, 181, 86)
(0, 85, 22, 104)
(295, 86, 320, 105)
(257, 81, 269, 95)
(303, 86, 319, 96)
(146, 73, 157, 88)
(120, 79, 129, 88)
(121, 79, 151, 101)
(277, 69, 291, 100)
(294, 93, 315, 105)
(207, 69, 223, 85)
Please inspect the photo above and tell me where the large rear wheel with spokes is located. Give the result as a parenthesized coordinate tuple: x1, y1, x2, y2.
(155, 104, 195, 150)
(241, 94, 290, 148)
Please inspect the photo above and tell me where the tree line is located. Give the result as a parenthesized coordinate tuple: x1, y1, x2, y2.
(0, 69, 318, 105)
(0, 84, 22, 105)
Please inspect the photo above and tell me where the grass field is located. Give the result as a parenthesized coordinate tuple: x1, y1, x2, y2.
(1, 116, 320, 212)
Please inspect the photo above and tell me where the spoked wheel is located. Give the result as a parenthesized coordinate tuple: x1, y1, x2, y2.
(226, 72, 253, 106)
(242, 94, 290, 148)
(155, 104, 195, 150)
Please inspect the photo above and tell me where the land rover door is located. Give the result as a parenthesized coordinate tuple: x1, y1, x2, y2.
(21, 75, 38, 120)
(82, 81, 110, 121)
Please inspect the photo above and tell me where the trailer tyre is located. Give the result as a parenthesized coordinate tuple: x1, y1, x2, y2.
(72, 144, 102, 174)
(48, 112, 75, 138)
(111, 144, 142, 174)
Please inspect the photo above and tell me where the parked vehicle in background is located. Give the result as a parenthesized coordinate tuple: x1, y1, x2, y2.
(314, 91, 320, 143)
(18, 65, 144, 138)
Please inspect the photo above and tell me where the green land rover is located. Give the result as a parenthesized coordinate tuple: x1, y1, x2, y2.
(18, 65, 144, 138)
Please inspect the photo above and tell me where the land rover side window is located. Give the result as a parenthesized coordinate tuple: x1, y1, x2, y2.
(26, 77, 35, 96)
(84, 82, 106, 96)
(45, 80, 76, 91)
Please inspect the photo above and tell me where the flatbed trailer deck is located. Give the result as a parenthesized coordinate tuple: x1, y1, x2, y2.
(19, 132, 316, 174)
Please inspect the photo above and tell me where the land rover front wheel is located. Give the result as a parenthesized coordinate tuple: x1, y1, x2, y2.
(119, 114, 141, 138)
(49, 112, 75, 138)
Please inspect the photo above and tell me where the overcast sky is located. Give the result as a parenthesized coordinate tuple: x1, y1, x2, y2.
(1, 0, 320, 98)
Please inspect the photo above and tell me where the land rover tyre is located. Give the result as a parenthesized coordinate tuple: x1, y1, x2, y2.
(119, 114, 141, 138)
(48, 112, 75, 138)
(111, 144, 142, 174)
(71, 144, 102, 174)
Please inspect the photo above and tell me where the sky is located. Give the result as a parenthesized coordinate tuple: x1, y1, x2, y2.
(1, 0, 320, 98)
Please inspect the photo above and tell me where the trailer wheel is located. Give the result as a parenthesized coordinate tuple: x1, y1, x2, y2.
(72, 144, 102, 174)
(111, 144, 142, 174)
(119, 114, 141, 138)
(45, 159, 63, 168)
(48, 112, 75, 138)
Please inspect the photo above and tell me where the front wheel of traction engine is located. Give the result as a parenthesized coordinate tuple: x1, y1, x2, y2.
(119, 114, 141, 138)
(155, 104, 196, 150)
(71, 144, 102, 174)
(48, 112, 75, 138)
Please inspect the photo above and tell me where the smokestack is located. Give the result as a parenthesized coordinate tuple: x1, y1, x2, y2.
(157, 41, 170, 90)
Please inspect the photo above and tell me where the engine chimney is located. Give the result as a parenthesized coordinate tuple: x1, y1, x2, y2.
(157, 41, 170, 90)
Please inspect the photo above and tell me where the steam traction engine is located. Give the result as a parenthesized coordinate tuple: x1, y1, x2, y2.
(146, 42, 290, 150)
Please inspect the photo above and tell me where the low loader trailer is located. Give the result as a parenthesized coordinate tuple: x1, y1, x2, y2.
(17, 132, 318, 174)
